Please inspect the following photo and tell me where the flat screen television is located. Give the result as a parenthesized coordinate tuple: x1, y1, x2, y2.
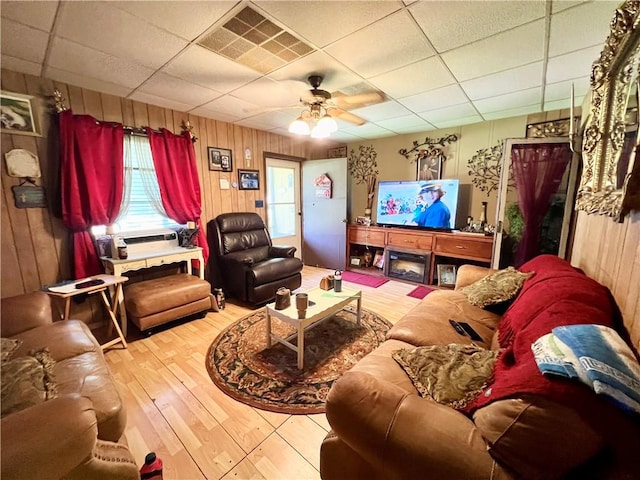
(376, 178, 460, 230)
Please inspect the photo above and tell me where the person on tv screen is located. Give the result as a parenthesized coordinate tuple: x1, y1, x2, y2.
(410, 183, 451, 228)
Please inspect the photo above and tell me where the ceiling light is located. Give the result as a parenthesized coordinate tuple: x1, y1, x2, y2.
(288, 104, 337, 138)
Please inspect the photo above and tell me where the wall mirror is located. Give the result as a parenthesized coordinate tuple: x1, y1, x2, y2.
(577, 1, 640, 221)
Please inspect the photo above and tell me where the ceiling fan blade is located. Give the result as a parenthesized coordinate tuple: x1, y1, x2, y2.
(327, 107, 367, 126)
(330, 91, 385, 109)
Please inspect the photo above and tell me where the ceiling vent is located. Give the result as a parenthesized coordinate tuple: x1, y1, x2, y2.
(198, 6, 315, 74)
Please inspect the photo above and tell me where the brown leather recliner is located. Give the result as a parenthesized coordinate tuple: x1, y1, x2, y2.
(208, 212, 303, 305)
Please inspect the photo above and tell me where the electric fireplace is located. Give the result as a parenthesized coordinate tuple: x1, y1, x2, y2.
(384, 247, 431, 284)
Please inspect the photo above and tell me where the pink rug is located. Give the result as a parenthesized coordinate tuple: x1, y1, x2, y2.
(407, 285, 435, 299)
(342, 271, 389, 288)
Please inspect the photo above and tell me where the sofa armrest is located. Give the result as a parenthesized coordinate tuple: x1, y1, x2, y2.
(455, 264, 497, 290)
(326, 371, 507, 480)
(0, 291, 54, 337)
(1, 394, 97, 480)
(269, 245, 296, 258)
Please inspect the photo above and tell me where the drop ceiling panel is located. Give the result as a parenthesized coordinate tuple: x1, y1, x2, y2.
(442, 20, 545, 82)
(420, 103, 479, 124)
(198, 94, 259, 119)
(187, 106, 241, 123)
(230, 77, 302, 107)
(0, 18, 49, 64)
(57, 2, 188, 70)
(545, 77, 590, 101)
(325, 10, 435, 78)
(163, 45, 261, 93)
(369, 57, 455, 99)
(350, 101, 412, 121)
(128, 91, 194, 114)
(410, 0, 545, 52)
(113, 1, 237, 41)
(329, 131, 368, 142)
(1, 55, 42, 77)
(255, 1, 402, 48)
(400, 84, 468, 113)
(340, 123, 395, 138)
(431, 114, 483, 129)
(136, 73, 222, 108)
(482, 103, 541, 120)
(548, 1, 619, 56)
(48, 38, 156, 89)
(46, 67, 134, 99)
(268, 51, 362, 92)
(375, 114, 434, 132)
(0, 0, 57, 32)
(461, 62, 543, 100)
(546, 45, 602, 84)
(474, 87, 542, 114)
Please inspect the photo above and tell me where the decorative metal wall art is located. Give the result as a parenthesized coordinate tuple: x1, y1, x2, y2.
(467, 141, 514, 196)
(526, 118, 579, 138)
(576, 0, 640, 220)
(398, 133, 458, 163)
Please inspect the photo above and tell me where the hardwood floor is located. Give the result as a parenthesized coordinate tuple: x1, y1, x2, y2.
(103, 266, 424, 479)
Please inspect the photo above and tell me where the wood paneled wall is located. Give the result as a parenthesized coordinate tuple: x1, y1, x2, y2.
(571, 210, 640, 353)
(1, 69, 312, 301)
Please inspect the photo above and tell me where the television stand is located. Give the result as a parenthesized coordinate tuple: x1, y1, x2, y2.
(347, 225, 493, 286)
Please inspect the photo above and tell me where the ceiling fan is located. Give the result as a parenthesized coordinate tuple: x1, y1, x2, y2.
(289, 75, 385, 133)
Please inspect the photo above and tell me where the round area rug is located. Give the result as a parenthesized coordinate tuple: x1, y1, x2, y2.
(206, 307, 391, 414)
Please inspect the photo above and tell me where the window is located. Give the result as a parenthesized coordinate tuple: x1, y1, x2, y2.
(92, 135, 180, 236)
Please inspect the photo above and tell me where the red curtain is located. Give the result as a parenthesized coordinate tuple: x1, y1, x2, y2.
(146, 128, 209, 266)
(511, 143, 572, 267)
(60, 110, 124, 279)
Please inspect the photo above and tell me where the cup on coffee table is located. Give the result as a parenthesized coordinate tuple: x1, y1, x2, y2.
(296, 293, 309, 318)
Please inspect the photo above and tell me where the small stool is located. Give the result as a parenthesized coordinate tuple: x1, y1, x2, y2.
(124, 274, 213, 331)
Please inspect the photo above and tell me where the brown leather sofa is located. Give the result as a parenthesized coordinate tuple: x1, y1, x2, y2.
(321, 256, 640, 480)
(208, 212, 303, 305)
(1, 291, 139, 480)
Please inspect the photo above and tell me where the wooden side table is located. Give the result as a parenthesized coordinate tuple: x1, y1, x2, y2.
(45, 274, 128, 350)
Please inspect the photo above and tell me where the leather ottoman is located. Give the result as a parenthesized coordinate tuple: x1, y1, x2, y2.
(124, 274, 213, 331)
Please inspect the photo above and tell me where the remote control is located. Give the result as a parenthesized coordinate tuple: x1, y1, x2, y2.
(75, 279, 105, 289)
(458, 321, 484, 342)
(449, 319, 467, 336)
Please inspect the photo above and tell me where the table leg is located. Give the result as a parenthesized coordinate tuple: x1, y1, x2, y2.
(99, 287, 127, 350)
(297, 323, 304, 369)
(265, 309, 272, 347)
(356, 294, 362, 326)
(64, 298, 71, 321)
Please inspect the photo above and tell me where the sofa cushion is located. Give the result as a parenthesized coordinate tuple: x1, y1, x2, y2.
(1, 348, 57, 417)
(473, 395, 604, 479)
(250, 256, 303, 285)
(459, 266, 533, 308)
(1, 338, 22, 363)
(393, 344, 497, 409)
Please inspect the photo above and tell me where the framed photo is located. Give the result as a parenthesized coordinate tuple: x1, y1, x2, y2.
(208, 147, 233, 172)
(417, 153, 442, 181)
(238, 169, 260, 190)
(327, 146, 347, 158)
(1, 90, 40, 136)
(355, 215, 371, 226)
(349, 256, 362, 267)
(437, 264, 457, 287)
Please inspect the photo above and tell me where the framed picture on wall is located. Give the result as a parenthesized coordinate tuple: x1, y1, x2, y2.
(416, 153, 442, 181)
(208, 147, 233, 172)
(238, 169, 260, 190)
(1, 90, 40, 136)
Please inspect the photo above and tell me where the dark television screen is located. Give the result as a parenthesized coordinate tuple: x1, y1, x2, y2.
(376, 179, 460, 230)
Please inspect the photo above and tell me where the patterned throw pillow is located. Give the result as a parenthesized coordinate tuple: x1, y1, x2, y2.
(1, 338, 23, 363)
(459, 267, 533, 308)
(393, 344, 498, 409)
(1, 348, 57, 418)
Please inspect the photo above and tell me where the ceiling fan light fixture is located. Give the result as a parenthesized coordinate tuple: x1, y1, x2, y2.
(317, 114, 337, 133)
(310, 124, 330, 138)
(289, 116, 310, 135)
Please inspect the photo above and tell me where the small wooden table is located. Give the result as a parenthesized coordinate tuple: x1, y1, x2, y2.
(265, 287, 362, 369)
(46, 274, 128, 350)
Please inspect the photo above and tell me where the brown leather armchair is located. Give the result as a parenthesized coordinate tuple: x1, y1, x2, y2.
(208, 212, 303, 305)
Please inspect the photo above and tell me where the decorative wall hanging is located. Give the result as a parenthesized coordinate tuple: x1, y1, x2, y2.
(576, 0, 640, 220)
(348, 145, 379, 217)
(238, 169, 260, 190)
(4, 149, 41, 179)
(398, 133, 458, 163)
(526, 118, 579, 138)
(208, 147, 233, 172)
(327, 146, 347, 158)
(314, 173, 333, 198)
(12, 183, 47, 208)
(467, 141, 514, 196)
(1, 90, 40, 136)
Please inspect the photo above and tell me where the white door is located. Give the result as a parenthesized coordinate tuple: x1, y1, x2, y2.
(265, 157, 302, 257)
(301, 157, 348, 269)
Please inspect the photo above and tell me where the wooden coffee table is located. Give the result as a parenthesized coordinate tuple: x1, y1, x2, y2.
(265, 287, 362, 369)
